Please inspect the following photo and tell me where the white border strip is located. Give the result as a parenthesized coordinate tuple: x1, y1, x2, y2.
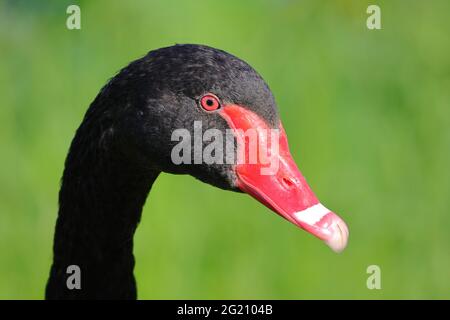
(294, 203, 329, 225)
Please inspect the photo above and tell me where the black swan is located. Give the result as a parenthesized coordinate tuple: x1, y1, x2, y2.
(46, 44, 348, 299)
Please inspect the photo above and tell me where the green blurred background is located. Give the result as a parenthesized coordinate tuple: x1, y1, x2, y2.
(1, 0, 449, 299)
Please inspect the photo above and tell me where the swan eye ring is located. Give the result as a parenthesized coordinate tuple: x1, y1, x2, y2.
(199, 93, 221, 111)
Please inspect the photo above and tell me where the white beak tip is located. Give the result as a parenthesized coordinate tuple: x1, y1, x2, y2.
(324, 219, 349, 253)
(292, 203, 349, 253)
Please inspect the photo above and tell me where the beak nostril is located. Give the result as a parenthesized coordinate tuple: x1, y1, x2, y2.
(281, 177, 295, 189)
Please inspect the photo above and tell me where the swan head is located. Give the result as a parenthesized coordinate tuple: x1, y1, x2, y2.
(98, 44, 348, 253)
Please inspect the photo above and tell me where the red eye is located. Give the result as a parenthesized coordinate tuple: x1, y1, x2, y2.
(200, 94, 221, 111)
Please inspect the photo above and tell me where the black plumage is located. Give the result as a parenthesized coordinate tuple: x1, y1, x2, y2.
(46, 44, 280, 299)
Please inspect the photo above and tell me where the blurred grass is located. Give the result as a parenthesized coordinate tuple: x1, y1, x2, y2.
(0, 0, 449, 299)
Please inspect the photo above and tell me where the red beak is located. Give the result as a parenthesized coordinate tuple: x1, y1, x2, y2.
(219, 105, 349, 253)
